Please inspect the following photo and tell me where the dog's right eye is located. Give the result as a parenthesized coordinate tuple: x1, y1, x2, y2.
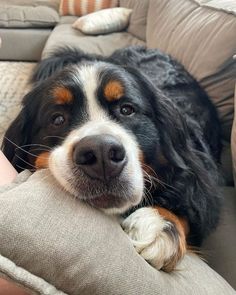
(51, 113, 65, 126)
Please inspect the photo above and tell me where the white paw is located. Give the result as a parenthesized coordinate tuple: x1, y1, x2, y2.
(122, 207, 186, 271)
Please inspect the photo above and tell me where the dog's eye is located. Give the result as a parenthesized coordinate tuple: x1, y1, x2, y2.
(120, 104, 135, 116)
(51, 114, 65, 126)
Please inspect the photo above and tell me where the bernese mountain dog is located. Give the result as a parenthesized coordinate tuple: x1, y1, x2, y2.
(2, 46, 222, 272)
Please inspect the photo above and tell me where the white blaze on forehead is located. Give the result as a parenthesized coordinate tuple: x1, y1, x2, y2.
(76, 64, 108, 121)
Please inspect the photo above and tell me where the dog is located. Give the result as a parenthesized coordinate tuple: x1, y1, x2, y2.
(2, 46, 222, 272)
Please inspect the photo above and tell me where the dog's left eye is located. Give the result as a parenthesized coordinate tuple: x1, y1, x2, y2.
(51, 114, 65, 126)
(120, 104, 135, 116)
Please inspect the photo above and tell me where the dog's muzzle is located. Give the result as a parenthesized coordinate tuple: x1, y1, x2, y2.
(49, 121, 144, 214)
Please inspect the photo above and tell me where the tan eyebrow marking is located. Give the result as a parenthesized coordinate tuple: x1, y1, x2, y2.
(104, 80, 124, 102)
(53, 87, 73, 104)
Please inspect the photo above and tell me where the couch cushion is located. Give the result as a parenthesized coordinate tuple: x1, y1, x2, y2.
(42, 24, 145, 58)
(146, 0, 236, 141)
(0, 0, 60, 11)
(0, 28, 51, 61)
(203, 186, 236, 289)
(221, 141, 233, 185)
(231, 84, 236, 186)
(59, 15, 78, 24)
(0, 5, 59, 28)
(0, 169, 235, 294)
(119, 0, 149, 41)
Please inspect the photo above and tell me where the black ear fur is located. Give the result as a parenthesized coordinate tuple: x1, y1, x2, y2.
(31, 47, 103, 83)
(1, 108, 30, 172)
(126, 66, 221, 245)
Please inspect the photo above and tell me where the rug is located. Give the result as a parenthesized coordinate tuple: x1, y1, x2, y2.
(0, 62, 36, 145)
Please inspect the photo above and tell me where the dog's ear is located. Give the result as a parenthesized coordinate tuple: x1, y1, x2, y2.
(125, 66, 189, 168)
(126, 67, 220, 244)
(1, 107, 30, 172)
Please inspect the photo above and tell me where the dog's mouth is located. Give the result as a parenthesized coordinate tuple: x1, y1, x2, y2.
(86, 194, 126, 209)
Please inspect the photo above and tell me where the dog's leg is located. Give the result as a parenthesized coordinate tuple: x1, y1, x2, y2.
(122, 207, 188, 272)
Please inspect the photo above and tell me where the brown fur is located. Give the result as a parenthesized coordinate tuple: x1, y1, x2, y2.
(157, 207, 188, 272)
(104, 80, 124, 102)
(53, 87, 73, 104)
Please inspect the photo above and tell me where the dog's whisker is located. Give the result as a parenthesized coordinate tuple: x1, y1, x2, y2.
(142, 162, 179, 192)
(43, 135, 65, 140)
(27, 148, 52, 154)
(15, 154, 37, 169)
(16, 164, 35, 172)
(18, 143, 52, 150)
(4, 137, 50, 159)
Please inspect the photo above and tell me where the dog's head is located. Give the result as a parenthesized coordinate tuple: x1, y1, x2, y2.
(2, 62, 187, 214)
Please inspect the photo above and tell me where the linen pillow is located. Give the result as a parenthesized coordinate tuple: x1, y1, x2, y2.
(59, 0, 118, 16)
(146, 0, 236, 141)
(0, 169, 235, 295)
(72, 7, 132, 35)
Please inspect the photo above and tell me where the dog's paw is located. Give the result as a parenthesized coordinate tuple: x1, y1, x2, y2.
(122, 207, 186, 272)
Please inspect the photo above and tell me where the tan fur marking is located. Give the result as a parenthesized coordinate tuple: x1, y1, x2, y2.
(54, 87, 73, 104)
(104, 80, 124, 102)
(35, 152, 50, 169)
(157, 207, 188, 272)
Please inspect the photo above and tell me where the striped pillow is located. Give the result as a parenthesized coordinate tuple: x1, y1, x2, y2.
(59, 0, 118, 16)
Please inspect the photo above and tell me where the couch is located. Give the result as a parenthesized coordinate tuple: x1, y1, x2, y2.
(0, 0, 235, 291)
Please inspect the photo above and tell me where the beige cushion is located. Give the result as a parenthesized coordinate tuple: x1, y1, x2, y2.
(0, 5, 59, 28)
(119, 0, 149, 41)
(203, 186, 236, 290)
(0, 27, 51, 61)
(0, 0, 60, 11)
(42, 24, 145, 58)
(231, 84, 236, 185)
(146, 0, 236, 141)
(59, 15, 78, 24)
(72, 7, 132, 35)
(0, 170, 235, 294)
(221, 141, 233, 185)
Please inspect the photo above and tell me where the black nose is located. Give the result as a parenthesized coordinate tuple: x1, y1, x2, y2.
(72, 135, 127, 181)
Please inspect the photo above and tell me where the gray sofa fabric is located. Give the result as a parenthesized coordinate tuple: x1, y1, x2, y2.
(0, 170, 235, 295)
(203, 186, 236, 289)
(0, 0, 60, 11)
(0, 5, 59, 28)
(119, 0, 149, 41)
(42, 24, 145, 58)
(59, 15, 78, 24)
(0, 28, 51, 61)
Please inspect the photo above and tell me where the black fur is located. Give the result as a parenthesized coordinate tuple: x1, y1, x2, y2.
(2, 46, 222, 246)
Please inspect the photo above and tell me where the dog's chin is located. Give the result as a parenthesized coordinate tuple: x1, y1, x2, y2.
(86, 194, 126, 209)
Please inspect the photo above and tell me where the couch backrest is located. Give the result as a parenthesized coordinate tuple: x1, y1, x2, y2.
(146, 0, 236, 141)
(119, 0, 149, 41)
